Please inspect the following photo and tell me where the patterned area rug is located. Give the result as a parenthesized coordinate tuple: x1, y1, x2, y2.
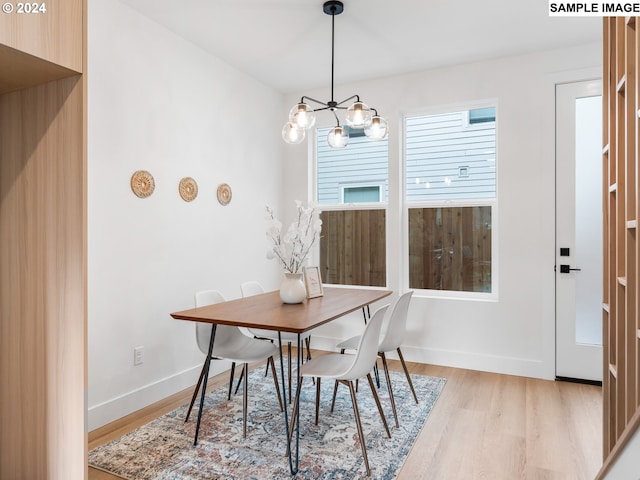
(89, 363, 446, 479)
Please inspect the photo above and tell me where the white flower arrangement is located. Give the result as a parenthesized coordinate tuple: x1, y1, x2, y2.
(265, 201, 322, 274)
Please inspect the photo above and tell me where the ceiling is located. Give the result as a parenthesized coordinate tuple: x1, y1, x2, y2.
(118, 0, 601, 94)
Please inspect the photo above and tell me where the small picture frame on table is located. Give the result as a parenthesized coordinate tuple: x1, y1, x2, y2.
(304, 266, 324, 298)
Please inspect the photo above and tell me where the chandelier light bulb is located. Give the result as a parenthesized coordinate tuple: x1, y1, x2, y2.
(282, 122, 306, 144)
(327, 125, 349, 148)
(289, 103, 316, 130)
(364, 115, 388, 140)
(345, 101, 372, 128)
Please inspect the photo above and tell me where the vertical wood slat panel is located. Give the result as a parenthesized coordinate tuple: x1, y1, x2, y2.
(624, 18, 638, 426)
(602, 19, 611, 458)
(602, 16, 614, 457)
(614, 16, 628, 443)
(610, 37, 619, 446)
(634, 16, 640, 417)
(602, 15, 640, 466)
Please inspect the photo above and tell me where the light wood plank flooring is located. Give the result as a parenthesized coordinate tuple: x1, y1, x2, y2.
(89, 355, 602, 479)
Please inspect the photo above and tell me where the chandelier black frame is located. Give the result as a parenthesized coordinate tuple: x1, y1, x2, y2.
(282, 0, 388, 149)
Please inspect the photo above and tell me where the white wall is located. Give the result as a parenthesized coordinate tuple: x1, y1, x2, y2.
(88, 1, 602, 429)
(283, 43, 602, 380)
(87, 0, 285, 430)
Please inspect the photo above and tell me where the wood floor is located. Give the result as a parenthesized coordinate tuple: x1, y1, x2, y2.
(88, 355, 603, 480)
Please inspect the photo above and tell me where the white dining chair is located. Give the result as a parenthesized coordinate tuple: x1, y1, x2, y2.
(336, 291, 418, 428)
(185, 289, 284, 439)
(289, 304, 391, 477)
(240, 280, 313, 403)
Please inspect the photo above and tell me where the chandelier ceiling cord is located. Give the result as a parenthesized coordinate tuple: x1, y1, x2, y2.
(282, 0, 388, 149)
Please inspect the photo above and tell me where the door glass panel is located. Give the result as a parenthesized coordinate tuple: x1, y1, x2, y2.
(574, 95, 602, 345)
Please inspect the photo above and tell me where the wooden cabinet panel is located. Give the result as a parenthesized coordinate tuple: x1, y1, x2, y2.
(0, 71, 86, 480)
(0, 0, 82, 72)
(0, 0, 86, 477)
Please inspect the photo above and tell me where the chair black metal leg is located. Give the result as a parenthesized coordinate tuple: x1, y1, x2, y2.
(269, 356, 284, 412)
(185, 359, 207, 423)
(330, 379, 339, 412)
(287, 376, 304, 447)
(373, 360, 381, 388)
(314, 377, 321, 425)
(366, 373, 391, 438)
(228, 362, 236, 400)
(305, 336, 312, 361)
(380, 352, 399, 428)
(397, 347, 419, 404)
(305, 338, 316, 385)
(347, 380, 371, 477)
(233, 364, 245, 395)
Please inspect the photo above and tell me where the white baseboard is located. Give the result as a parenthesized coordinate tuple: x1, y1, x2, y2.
(310, 336, 553, 380)
(88, 361, 230, 431)
(89, 337, 553, 432)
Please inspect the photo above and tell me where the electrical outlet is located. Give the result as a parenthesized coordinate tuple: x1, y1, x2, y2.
(134, 346, 144, 366)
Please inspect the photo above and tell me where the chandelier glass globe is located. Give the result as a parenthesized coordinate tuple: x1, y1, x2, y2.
(345, 101, 372, 128)
(282, 122, 305, 144)
(327, 125, 349, 148)
(289, 103, 316, 130)
(364, 115, 388, 140)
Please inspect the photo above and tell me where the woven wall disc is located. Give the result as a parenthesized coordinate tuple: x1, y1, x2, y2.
(217, 183, 232, 206)
(130, 170, 155, 198)
(179, 177, 198, 202)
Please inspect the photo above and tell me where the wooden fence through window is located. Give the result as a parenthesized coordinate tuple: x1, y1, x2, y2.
(319, 207, 491, 291)
(408, 206, 492, 292)
(319, 209, 386, 287)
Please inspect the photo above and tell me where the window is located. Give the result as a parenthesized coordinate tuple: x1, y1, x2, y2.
(468, 107, 496, 125)
(342, 185, 382, 203)
(405, 105, 496, 294)
(316, 127, 388, 287)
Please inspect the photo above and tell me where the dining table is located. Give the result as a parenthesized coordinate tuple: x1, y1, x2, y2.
(170, 285, 392, 475)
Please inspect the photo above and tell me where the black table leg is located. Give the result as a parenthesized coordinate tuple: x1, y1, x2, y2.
(280, 331, 300, 475)
(193, 323, 217, 446)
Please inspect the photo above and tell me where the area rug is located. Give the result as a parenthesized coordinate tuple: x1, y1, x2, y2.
(89, 364, 446, 480)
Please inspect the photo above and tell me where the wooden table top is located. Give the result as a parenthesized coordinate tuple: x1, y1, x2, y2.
(170, 286, 392, 334)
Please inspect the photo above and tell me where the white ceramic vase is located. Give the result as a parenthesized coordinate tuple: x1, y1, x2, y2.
(280, 272, 307, 304)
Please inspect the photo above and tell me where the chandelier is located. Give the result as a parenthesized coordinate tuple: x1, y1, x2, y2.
(282, 0, 388, 149)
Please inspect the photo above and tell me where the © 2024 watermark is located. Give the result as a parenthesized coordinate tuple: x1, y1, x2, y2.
(2, 2, 46, 14)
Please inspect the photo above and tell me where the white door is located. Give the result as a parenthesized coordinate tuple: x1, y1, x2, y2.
(555, 79, 603, 382)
